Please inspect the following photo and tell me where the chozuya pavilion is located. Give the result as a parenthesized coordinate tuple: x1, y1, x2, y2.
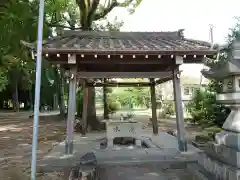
(23, 29, 218, 179)
(23, 29, 217, 153)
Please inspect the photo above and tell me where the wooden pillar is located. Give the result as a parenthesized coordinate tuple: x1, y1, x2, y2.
(150, 78, 158, 134)
(65, 68, 77, 154)
(82, 81, 88, 135)
(103, 78, 109, 119)
(172, 64, 187, 152)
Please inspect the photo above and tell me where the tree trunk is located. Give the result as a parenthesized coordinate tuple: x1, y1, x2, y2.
(103, 79, 109, 119)
(14, 80, 19, 112)
(0, 100, 3, 109)
(82, 84, 88, 135)
(29, 89, 33, 110)
(86, 86, 99, 131)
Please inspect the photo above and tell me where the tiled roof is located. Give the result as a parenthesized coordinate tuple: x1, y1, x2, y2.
(23, 30, 217, 55)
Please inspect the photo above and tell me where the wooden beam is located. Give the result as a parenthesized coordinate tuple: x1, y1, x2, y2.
(77, 71, 172, 78)
(87, 82, 152, 87)
(155, 76, 173, 85)
(154, 70, 183, 85)
(46, 54, 208, 65)
(77, 59, 174, 65)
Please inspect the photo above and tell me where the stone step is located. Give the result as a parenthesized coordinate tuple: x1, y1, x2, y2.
(187, 163, 216, 180)
(98, 163, 197, 180)
(39, 151, 196, 173)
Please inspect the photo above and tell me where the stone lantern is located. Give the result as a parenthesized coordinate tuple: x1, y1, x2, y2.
(199, 38, 240, 179)
(203, 40, 240, 144)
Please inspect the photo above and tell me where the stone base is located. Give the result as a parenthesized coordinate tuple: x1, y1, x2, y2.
(193, 137, 240, 180)
(197, 148, 240, 180)
(65, 140, 74, 154)
(135, 139, 141, 147)
(215, 130, 240, 150)
(221, 107, 240, 133)
(214, 144, 240, 168)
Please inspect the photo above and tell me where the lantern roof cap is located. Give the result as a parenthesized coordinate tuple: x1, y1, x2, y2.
(202, 36, 240, 79)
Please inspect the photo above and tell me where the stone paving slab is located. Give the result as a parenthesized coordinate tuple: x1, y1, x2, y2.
(39, 131, 199, 173)
(45, 131, 200, 159)
(146, 132, 201, 152)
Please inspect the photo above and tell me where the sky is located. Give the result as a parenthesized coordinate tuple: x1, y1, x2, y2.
(109, 0, 240, 77)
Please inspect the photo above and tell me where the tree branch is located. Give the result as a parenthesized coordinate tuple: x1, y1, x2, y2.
(45, 22, 81, 30)
(117, 0, 134, 7)
(94, 0, 117, 20)
(76, 0, 89, 29)
(87, 0, 100, 25)
(94, 0, 134, 21)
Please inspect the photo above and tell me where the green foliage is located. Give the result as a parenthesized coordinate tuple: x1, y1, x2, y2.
(186, 88, 230, 127)
(160, 101, 175, 118)
(0, 0, 142, 111)
(107, 97, 120, 114)
(0, 70, 8, 92)
(78, 86, 119, 117)
(0, 0, 79, 109)
(111, 86, 150, 109)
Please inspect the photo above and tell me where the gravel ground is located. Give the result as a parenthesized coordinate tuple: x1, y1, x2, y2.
(0, 113, 66, 180)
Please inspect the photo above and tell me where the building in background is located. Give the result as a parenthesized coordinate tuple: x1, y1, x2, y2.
(159, 75, 209, 104)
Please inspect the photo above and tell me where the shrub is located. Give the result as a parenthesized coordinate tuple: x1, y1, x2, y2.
(186, 88, 230, 128)
(160, 101, 175, 118)
(203, 126, 222, 139)
(107, 98, 120, 115)
(126, 111, 135, 119)
(195, 134, 212, 143)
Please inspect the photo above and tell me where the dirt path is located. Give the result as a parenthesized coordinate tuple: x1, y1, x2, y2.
(0, 112, 66, 179)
